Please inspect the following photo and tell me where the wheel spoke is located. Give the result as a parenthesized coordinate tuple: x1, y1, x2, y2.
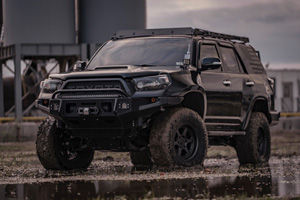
(177, 147, 184, 156)
(174, 140, 179, 146)
(176, 130, 182, 137)
(186, 137, 194, 144)
(184, 147, 189, 155)
(182, 127, 188, 137)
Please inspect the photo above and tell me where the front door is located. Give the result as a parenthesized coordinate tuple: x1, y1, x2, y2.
(199, 42, 236, 130)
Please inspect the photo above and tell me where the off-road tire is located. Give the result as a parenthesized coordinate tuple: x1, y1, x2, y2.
(130, 147, 153, 168)
(235, 112, 271, 165)
(149, 107, 208, 167)
(36, 117, 94, 170)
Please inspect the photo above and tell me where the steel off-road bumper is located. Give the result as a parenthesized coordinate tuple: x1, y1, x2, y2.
(36, 96, 183, 130)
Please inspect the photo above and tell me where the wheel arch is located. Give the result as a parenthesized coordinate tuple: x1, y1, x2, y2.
(180, 91, 207, 119)
(242, 97, 271, 130)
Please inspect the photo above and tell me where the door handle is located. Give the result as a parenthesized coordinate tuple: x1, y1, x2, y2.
(223, 80, 231, 86)
(245, 81, 255, 87)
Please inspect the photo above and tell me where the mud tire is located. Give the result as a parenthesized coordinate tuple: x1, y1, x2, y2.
(149, 107, 208, 167)
(235, 112, 271, 165)
(130, 148, 153, 168)
(36, 117, 94, 170)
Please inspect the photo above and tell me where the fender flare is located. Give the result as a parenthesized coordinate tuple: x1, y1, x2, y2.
(242, 96, 270, 130)
(179, 86, 207, 119)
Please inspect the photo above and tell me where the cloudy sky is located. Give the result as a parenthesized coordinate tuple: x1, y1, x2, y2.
(147, 0, 300, 69)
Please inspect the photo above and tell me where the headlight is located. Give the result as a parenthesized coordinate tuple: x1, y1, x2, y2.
(132, 75, 171, 91)
(40, 79, 62, 93)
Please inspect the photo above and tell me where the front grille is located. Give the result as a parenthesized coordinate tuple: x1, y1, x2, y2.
(59, 79, 128, 99)
(64, 80, 125, 90)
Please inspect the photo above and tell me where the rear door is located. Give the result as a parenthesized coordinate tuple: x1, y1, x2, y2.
(218, 42, 253, 125)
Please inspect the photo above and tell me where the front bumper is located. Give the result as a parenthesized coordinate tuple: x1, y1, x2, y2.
(36, 96, 183, 129)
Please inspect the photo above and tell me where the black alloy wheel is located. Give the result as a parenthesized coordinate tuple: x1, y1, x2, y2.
(173, 125, 198, 161)
(150, 107, 208, 167)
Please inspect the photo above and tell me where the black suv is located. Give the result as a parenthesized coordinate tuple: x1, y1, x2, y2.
(36, 28, 279, 170)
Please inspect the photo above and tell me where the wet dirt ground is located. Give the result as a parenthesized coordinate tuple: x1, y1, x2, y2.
(0, 130, 299, 199)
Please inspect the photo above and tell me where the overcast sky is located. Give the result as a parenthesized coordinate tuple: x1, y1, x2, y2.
(147, 0, 300, 69)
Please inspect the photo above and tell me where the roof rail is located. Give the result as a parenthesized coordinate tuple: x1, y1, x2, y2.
(193, 28, 249, 43)
(112, 27, 249, 43)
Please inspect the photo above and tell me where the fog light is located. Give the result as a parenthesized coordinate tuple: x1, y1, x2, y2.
(119, 102, 130, 110)
(121, 103, 126, 109)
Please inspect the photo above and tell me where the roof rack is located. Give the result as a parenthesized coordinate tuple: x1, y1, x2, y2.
(112, 27, 249, 43)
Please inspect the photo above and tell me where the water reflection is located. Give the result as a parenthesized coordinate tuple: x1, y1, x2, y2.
(1, 165, 299, 199)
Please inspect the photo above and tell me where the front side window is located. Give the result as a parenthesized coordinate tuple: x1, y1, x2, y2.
(87, 37, 191, 69)
(199, 44, 221, 72)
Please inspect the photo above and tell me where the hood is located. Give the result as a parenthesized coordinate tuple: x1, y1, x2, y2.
(49, 65, 185, 81)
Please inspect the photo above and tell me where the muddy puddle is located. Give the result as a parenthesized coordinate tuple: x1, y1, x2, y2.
(1, 157, 299, 199)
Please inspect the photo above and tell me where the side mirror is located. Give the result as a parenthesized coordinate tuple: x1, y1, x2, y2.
(74, 61, 87, 71)
(201, 57, 221, 71)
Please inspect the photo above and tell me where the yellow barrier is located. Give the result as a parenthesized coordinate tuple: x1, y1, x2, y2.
(0, 117, 47, 122)
(280, 113, 300, 117)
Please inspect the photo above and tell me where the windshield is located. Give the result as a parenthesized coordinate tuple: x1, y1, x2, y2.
(87, 37, 191, 69)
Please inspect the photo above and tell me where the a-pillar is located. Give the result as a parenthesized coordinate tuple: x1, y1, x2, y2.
(14, 44, 22, 121)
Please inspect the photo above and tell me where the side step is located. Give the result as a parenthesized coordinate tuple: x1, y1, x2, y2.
(208, 131, 246, 136)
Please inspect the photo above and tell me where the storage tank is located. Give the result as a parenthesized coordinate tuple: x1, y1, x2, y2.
(79, 0, 146, 44)
(3, 0, 76, 45)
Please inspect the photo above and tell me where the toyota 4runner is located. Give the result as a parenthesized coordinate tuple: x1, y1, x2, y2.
(36, 28, 279, 170)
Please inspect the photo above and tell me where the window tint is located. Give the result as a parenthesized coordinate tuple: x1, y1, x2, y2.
(239, 45, 265, 74)
(236, 53, 245, 73)
(220, 47, 240, 73)
(199, 44, 221, 72)
(87, 38, 190, 69)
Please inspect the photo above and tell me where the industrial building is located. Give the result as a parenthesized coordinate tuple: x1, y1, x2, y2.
(0, 0, 146, 121)
(266, 69, 300, 113)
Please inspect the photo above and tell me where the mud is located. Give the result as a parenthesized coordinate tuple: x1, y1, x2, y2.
(0, 130, 299, 199)
(0, 156, 299, 199)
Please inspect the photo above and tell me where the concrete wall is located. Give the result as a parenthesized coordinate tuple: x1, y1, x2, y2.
(0, 122, 39, 142)
(266, 69, 300, 112)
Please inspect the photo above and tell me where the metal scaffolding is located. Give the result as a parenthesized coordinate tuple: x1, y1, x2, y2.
(0, 43, 88, 121)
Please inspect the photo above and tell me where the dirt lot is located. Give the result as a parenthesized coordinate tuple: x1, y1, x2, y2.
(0, 130, 299, 199)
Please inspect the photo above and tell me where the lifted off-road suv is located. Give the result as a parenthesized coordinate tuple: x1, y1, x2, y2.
(36, 28, 279, 170)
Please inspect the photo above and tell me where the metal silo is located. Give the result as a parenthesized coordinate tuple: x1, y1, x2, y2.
(78, 0, 146, 44)
(3, 0, 76, 45)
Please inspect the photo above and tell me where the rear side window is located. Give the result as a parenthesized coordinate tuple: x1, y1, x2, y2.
(239, 45, 265, 74)
(219, 47, 240, 73)
(199, 44, 221, 72)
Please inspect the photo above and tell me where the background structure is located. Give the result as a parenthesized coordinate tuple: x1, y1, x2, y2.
(0, 0, 146, 120)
